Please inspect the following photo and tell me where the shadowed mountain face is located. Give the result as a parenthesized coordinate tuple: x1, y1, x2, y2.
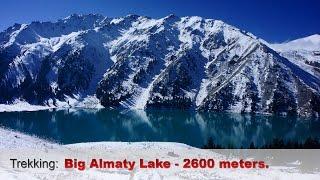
(0, 14, 319, 116)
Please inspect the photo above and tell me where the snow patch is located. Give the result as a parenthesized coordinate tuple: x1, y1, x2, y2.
(0, 128, 319, 179)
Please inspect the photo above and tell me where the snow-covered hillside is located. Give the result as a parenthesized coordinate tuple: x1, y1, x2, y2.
(0, 14, 319, 116)
(271, 34, 320, 52)
(270, 34, 320, 78)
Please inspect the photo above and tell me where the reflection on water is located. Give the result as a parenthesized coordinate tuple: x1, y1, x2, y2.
(0, 109, 319, 148)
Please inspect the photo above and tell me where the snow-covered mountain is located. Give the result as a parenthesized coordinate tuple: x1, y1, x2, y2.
(271, 34, 320, 51)
(0, 14, 319, 116)
(270, 34, 320, 78)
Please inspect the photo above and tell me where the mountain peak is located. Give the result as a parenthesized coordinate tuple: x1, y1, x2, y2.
(271, 34, 320, 52)
(124, 14, 140, 19)
(289, 34, 320, 46)
(63, 13, 105, 20)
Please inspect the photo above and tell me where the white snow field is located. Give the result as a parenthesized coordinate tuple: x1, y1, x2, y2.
(271, 34, 320, 52)
(0, 96, 103, 112)
(0, 128, 319, 180)
(270, 34, 320, 78)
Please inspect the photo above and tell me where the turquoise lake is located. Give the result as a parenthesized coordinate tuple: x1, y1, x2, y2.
(0, 109, 319, 148)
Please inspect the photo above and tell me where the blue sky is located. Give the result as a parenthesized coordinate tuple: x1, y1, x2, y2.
(0, 0, 319, 42)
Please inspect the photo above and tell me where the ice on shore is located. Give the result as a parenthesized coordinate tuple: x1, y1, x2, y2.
(0, 96, 103, 112)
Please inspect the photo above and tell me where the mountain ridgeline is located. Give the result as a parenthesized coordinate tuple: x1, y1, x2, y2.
(0, 14, 319, 116)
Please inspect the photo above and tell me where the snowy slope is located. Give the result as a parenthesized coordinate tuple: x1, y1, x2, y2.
(270, 34, 320, 78)
(96, 15, 320, 117)
(0, 14, 319, 116)
(271, 34, 320, 52)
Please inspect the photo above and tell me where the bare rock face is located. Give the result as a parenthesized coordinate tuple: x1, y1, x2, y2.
(0, 14, 319, 117)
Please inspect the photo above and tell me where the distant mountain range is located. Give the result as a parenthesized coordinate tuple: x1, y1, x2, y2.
(0, 14, 319, 116)
(270, 34, 320, 78)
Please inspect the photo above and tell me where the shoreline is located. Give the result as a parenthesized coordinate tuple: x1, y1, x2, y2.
(0, 127, 320, 179)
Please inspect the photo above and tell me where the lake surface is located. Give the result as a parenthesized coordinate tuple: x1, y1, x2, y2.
(0, 109, 320, 148)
